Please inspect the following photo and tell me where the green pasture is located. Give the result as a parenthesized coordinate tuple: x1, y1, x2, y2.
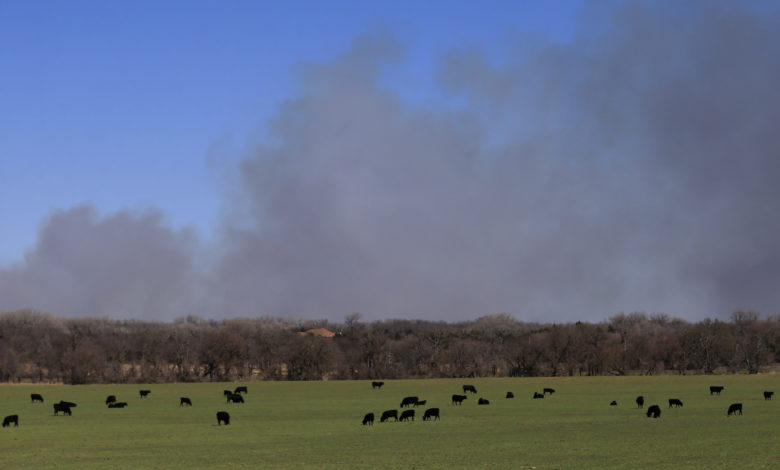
(1, 375, 778, 469)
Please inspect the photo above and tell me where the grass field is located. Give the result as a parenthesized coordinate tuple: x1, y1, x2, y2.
(1, 375, 778, 469)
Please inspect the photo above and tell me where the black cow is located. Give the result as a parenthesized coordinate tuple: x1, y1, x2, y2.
(53, 403, 72, 416)
(180, 397, 192, 406)
(610, 401, 617, 406)
(217, 411, 230, 425)
(362, 412, 374, 426)
(380, 410, 398, 422)
(30, 393, 44, 403)
(463, 385, 477, 394)
(478, 398, 490, 405)
(227, 394, 244, 404)
(727, 403, 743, 416)
(646, 405, 661, 418)
(636, 396, 645, 409)
(108, 402, 128, 408)
(506, 392, 514, 399)
(400, 396, 418, 408)
(668, 398, 683, 408)
(400, 409, 415, 422)
(372, 381, 385, 389)
(543, 388, 555, 395)
(710, 386, 724, 395)
(533, 392, 544, 399)
(139, 390, 151, 398)
(423, 408, 440, 421)
(451, 394, 467, 405)
(2, 415, 19, 427)
(106, 395, 117, 406)
(234, 386, 248, 394)
(764, 391, 774, 400)
(223, 390, 233, 397)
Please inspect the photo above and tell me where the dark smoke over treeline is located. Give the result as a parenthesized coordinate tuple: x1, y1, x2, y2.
(2, 1, 780, 322)
(1, 310, 777, 384)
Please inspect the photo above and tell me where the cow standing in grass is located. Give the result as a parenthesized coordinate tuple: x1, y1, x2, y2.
(400, 396, 418, 408)
(372, 381, 384, 389)
(636, 396, 644, 409)
(764, 391, 774, 400)
(139, 390, 151, 398)
(217, 411, 230, 425)
(2, 415, 19, 427)
(400, 410, 415, 422)
(362, 413, 374, 426)
(668, 398, 683, 408)
(727, 403, 743, 416)
(30, 394, 44, 403)
(543, 388, 555, 395)
(423, 408, 440, 421)
(710, 386, 724, 395)
(452, 394, 467, 405)
(463, 385, 477, 394)
(380, 410, 398, 422)
(180, 397, 192, 406)
(506, 392, 514, 399)
(646, 405, 661, 418)
(227, 394, 244, 404)
(53, 403, 72, 416)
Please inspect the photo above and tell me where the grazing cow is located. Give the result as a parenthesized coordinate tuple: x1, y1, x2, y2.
(234, 386, 248, 394)
(709, 386, 724, 395)
(2, 415, 19, 427)
(400, 409, 415, 422)
(30, 393, 44, 403)
(180, 397, 192, 407)
(400, 396, 418, 408)
(53, 403, 72, 416)
(636, 396, 645, 409)
(668, 398, 683, 408)
(217, 411, 230, 425)
(423, 408, 440, 421)
(533, 392, 544, 399)
(764, 391, 774, 400)
(646, 405, 661, 418)
(543, 388, 555, 395)
(380, 410, 398, 422)
(108, 402, 128, 408)
(139, 390, 151, 398)
(451, 394, 467, 405)
(463, 385, 477, 394)
(506, 392, 514, 399)
(106, 395, 117, 406)
(610, 401, 617, 406)
(372, 381, 385, 389)
(362, 412, 374, 426)
(227, 394, 244, 404)
(478, 398, 490, 405)
(727, 403, 743, 416)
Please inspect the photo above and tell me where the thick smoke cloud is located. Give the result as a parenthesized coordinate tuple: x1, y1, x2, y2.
(0, 206, 197, 320)
(3, 1, 779, 322)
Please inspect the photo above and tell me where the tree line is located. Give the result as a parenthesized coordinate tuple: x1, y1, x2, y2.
(1, 310, 778, 384)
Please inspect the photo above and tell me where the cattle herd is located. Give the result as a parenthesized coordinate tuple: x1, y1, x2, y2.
(1, 385, 250, 428)
(1, 383, 775, 431)
(360, 382, 775, 427)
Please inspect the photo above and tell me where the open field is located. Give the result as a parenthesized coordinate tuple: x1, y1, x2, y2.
(1, 375, 778, 469)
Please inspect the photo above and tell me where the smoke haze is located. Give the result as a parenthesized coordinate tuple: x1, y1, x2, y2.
(2, 1, 779, 322)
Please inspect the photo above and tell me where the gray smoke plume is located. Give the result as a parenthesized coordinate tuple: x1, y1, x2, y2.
(2, 1, 779, 322)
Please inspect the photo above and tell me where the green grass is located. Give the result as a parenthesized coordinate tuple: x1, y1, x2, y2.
(1, 375, 779, 469)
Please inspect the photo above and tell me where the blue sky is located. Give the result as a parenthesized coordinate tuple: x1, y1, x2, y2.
(2, 0, 780, 322)
(0, 0, 580, 265)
